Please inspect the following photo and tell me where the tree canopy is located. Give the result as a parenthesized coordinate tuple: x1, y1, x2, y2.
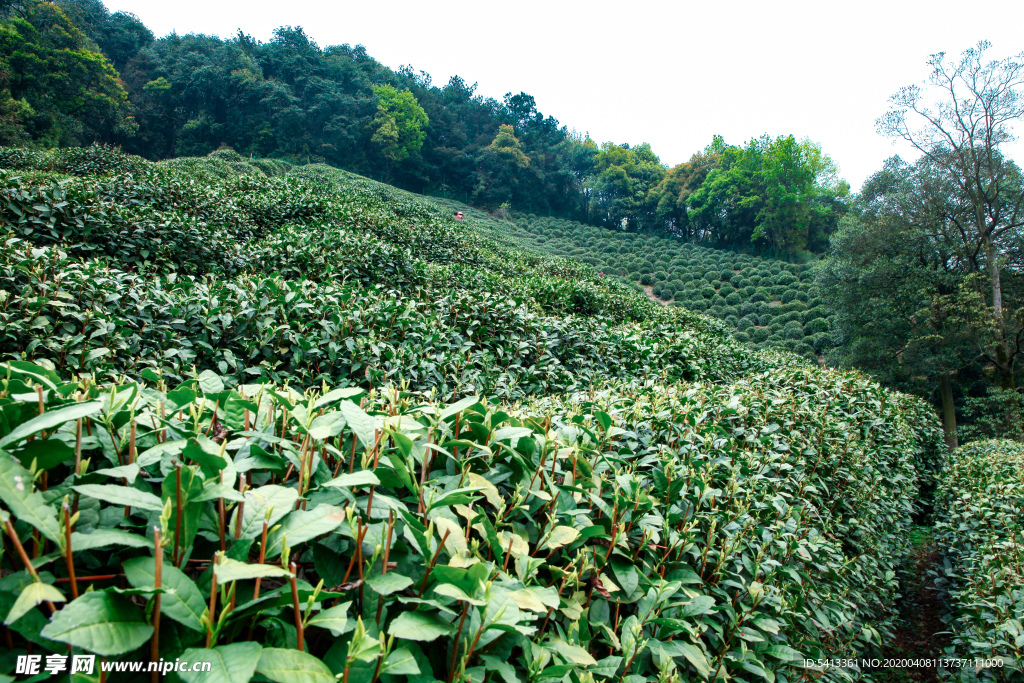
(0, 0, 851, 257)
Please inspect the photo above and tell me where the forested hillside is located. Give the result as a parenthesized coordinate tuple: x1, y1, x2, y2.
(0, 0, 848, 257)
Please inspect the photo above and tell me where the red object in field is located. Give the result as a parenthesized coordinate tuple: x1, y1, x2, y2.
(454, 212, 464, 219)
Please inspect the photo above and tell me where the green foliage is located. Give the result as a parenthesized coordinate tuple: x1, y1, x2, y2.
(934, 440, 1024, 677)
(480, 210, 837, 352)
(0, 356, 941, 682)
(0, 148, 771, 398)
(0, 1, 134, 146)
(369, 85, 428, 163)
(0, 144, 957, 681)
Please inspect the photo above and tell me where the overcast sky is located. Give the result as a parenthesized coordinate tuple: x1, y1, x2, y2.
(102, 0, 1024, 191)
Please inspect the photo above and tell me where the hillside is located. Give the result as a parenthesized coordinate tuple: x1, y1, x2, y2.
(424, 204, 832, 363)
(2, 147, 1019, 682)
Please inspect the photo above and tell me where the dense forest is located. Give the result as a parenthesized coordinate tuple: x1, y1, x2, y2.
(0, 0, 849, 257)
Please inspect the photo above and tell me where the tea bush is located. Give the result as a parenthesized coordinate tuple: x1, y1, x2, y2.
(0, 359, 940, 683)
(934, 440, 1024, 680)
(481, 215, 832, 360)
(0, 146, 953, 682)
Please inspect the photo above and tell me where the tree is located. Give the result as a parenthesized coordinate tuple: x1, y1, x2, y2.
(368, 84, 428, 164)
(685, 135, 847, 255)
(818, 157, 981, 451)
(474, 124, 530, 209)
(587, 142, 664, 230)
(878, 41, 1024, 390)
(0, 1, 134, 145)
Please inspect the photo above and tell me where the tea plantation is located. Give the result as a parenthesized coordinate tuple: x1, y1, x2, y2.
(441, 211, 831, 362)
(0, 147, 1017, 682)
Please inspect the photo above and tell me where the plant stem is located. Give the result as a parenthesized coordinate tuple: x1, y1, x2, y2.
(419, 530, 451, 597)
(173, 462, 183, 566)
(448, 601, 470, 683)
(290, 562, 304, 651)
(150, 527, 162, 683)
(217, 497, 227, 553)
(375, 513, 395, 626)
(3, 519, 54, 611)
(206, 552, 218, 647)
(62, 504, 78, 599)
(254, 519, 268, 600)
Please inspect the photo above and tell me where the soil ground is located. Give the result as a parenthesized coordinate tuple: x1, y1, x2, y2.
(878, 526, 949, 682)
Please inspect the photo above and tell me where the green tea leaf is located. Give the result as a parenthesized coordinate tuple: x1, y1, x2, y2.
(305, 601, 351, 636)
(72, 484, 164, 511)
(366, 572, 414, 596)
(0, 451, 62, 546)
(256, 647, 336, 683)
(0, 400, 102, 449)
(322, 470, 379, 488)
(40, 591, 153, 656)
(388, 611, 454, 641)
(264, 504, 347, 558)
(123, 557, 206, 632)
(337, 401, 376, 448)
(71, 529, 154, 551)
(178, 643, 262, 683)
(214, 558, 293, 583)
(4, 582, 65, 625)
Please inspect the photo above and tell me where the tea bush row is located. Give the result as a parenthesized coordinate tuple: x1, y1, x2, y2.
(488, 214, 834, 361)
(934, 440, 1024, 680)
(0, 359, 941, 683)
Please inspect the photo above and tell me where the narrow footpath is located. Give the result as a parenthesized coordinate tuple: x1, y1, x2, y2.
(880, 526, 949, 682)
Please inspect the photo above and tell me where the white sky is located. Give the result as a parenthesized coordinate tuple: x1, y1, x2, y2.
(103, 0, 1024, 191)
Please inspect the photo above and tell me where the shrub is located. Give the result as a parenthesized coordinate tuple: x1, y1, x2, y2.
(935, 440, 1024, 675)
(640, 273, 653, 285)
(0, 361, 945, 683)
(810, 331, 832, 354)
(781, 290, 797, 303)
(806, 318, 830, 335)
(725, 291, 742, 306)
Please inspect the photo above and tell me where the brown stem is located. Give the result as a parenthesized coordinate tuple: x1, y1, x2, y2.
(366, 430, 382, 518)
(253, 520, 268, 600)
(234, 477, 245, 540)
(375, 513, 395, 626)
(448, 601, 470, 683)
(290, 562, 304, 652)
(217, 498, 227, 553)
(150, 527, 162, 683)
(418, 530, 451, 597)
(3, 519, 54, 612)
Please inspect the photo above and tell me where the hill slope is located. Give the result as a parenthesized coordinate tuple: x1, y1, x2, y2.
(0, 146, 951, 683)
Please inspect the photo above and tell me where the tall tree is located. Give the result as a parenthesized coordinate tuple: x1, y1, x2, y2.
(818, 157, 981, 451)
(878, 41, 1024, 390)
(369, 84, 428, 164)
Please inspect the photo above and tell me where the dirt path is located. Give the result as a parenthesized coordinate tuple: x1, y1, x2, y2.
(643, 284, 670, 306)
(880, 526, 949, 682)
